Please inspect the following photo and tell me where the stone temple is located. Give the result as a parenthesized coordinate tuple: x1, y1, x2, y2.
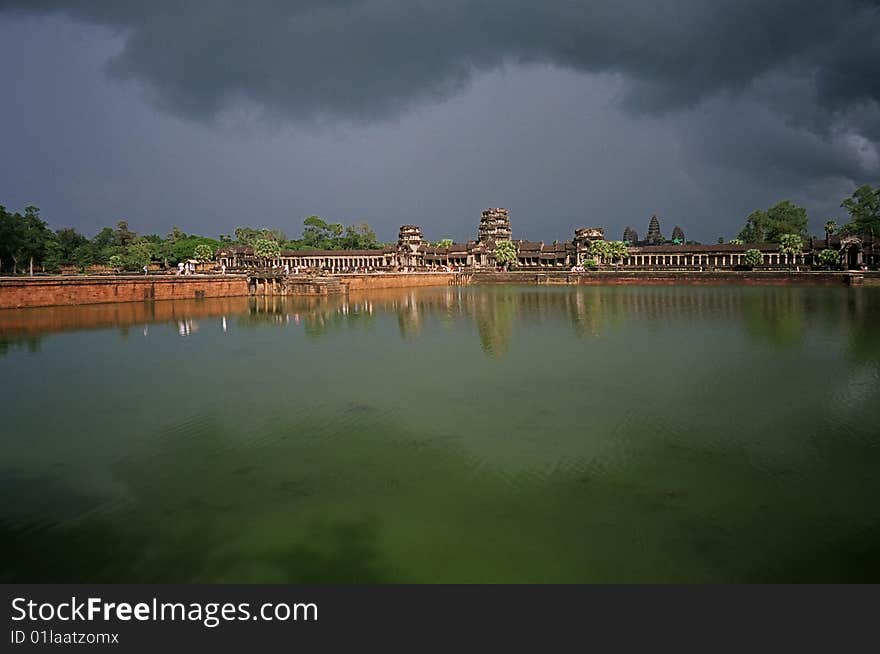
(218, 208, 879, 272)
(478, 208, 512, 243)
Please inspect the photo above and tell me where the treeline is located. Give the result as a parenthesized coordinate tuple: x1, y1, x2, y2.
(731, 184, 879, 244)
(0, 209, 385, 274)
(232, 216, 382, 251)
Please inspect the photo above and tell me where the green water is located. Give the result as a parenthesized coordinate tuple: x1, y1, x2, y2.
(1, 285, 879, 583)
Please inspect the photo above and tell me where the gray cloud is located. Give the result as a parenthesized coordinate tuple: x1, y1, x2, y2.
(1, 2, 879, 241)
(1, 1, 878, 127)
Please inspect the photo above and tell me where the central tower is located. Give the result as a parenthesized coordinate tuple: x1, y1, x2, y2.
(478, 208, 512, 243)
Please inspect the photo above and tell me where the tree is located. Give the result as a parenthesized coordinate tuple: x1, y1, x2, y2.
(824, 220, 837, 238)
(737, 201, 808, 243)
(778, 234, 804, 268)
(743, 249, 763, 267)
(341, 222, 379, 249)
(43, 227, 89, 272)
(253, 238, 281, 265)
(818, 248, 840, 270)
(605, 240, 628, 264)
(0, 205, 22, 273)
(108, 254, 123, 272)
(165, 236, 220, 264)
(193, 244, 214, 261)
(234, 227, 262, 246)
(589, 240, 610, 264)
(729, 238, 744, 245)
(17, 206, 54, 275)
(302, 216, 338, 249)
(123, 240, 154, 270)
(494, 240, 517, 269)
(114, 220, 137, 247)
(435, 238, 453, 248)
(840, 184, 880, 236)
(88, 226, 123, 266)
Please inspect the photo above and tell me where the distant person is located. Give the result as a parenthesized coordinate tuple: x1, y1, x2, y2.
(284, 263, 290, 275)
(143, 265, 149, 275)
(177, 262, 185, 275)
(221, 263, 226, 275)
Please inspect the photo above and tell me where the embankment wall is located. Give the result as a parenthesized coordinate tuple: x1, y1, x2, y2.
(341, 272, 455, 291)
(0, 276, 249, 309)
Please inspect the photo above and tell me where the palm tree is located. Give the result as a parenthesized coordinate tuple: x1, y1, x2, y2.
(778, 234, 804, 269)
(824, 220, 837, 244)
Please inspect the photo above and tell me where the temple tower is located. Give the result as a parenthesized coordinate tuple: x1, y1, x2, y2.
(397, 225, 424, 269)
(478, 208, 512, 243)
(646, 215, 664, 245)
(398, 225, 424, 248)
(623, 226, 638, 244)
(671, 225, 685, 243)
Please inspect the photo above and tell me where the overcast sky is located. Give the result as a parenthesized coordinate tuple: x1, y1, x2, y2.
(1, 1, 878, 243)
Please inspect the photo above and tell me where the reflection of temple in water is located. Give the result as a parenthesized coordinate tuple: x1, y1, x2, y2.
(2, 287, 876, 362)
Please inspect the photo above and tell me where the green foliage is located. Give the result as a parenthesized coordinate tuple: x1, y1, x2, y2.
(300, 216, 341, 249)
(108, 254, 123, 271)
(285, 215, 383, 251)
(193, 244, 214, 261)
(729, 238, 744, 245)
(435, 238, 453, 248)
(737, 201, 808, 243)
(114, 220, 136, 247)
(824, 220, 838, 236)
(743, 249, 763, 267)
(253, 238, 281, 262)
(778, 233, 804, 264)
(818, 248, 840, 269)
(124, 240, 154, 270)
(589, 240, 610, 261)
(339, 222, 379, 249)
(0, 202, 387, 273)
(494, 240, 517, 267)
(840, 184, 880, 236)
(589, 239, 627, 263)
(582, 258, 598, 269)
(0, 205, 54, 274)
(605, 240, 628, 262)
(234, 227, 286, 246)
(166, 236, 220, 264)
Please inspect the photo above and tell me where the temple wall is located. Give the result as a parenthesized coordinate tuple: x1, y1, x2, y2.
(0, 275, 250, 309)
(341, 272, 455, 291)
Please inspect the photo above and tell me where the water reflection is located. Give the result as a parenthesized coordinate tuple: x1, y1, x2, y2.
(2, 287, 879, 361)
(2, 285, 880, 583)
(0, 297, 248, 338)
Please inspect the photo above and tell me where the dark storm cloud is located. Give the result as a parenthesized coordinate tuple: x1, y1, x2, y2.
(1, 2, 879, 241)
(1, 0, 878, 129)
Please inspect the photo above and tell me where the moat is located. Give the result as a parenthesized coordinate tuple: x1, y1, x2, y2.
(2, 285, 879, 582)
